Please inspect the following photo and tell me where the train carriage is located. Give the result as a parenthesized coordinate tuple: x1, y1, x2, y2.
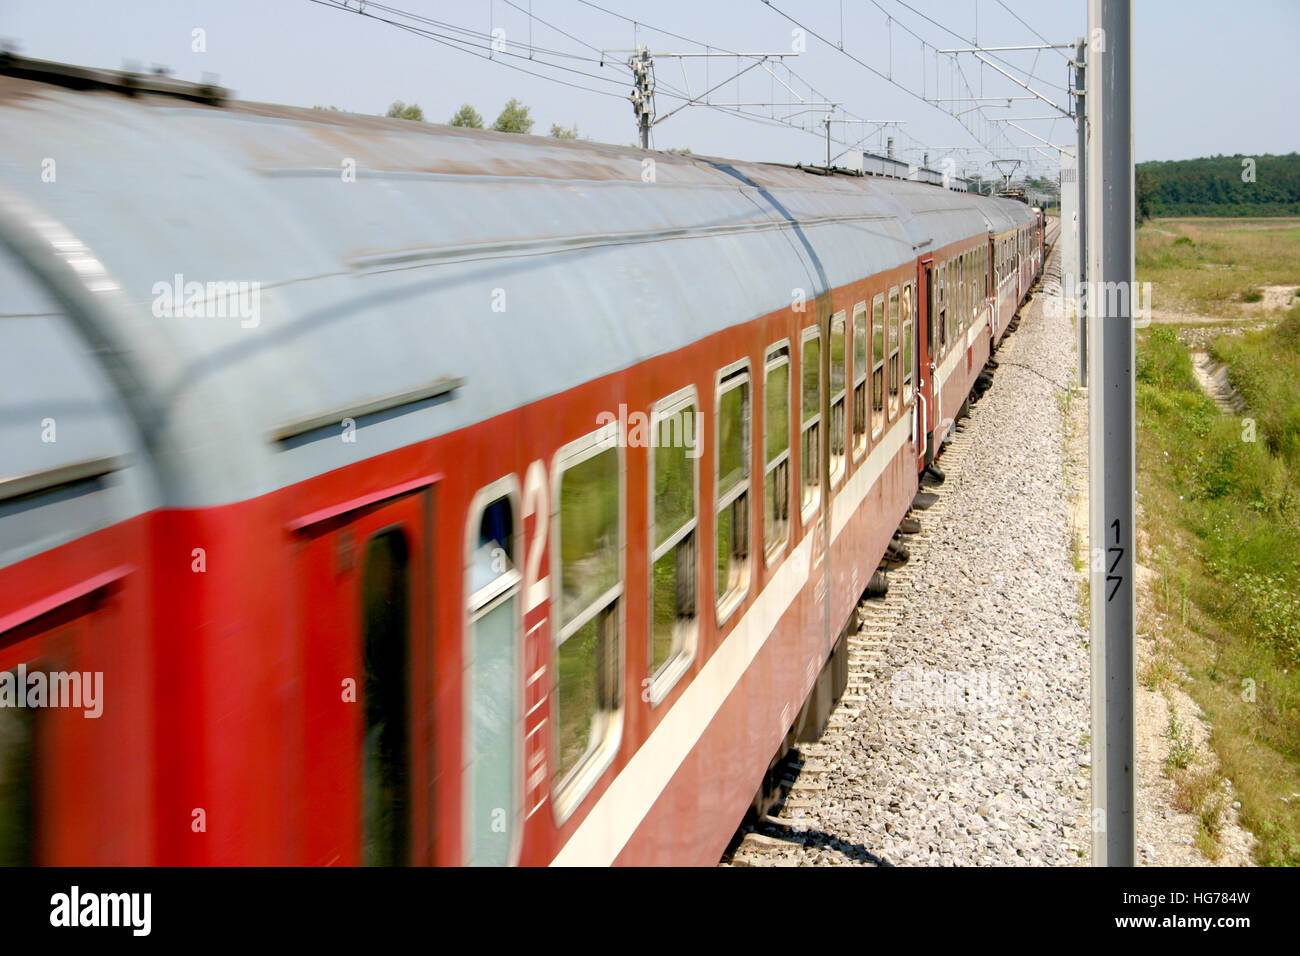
(0, 58, 1042, 866)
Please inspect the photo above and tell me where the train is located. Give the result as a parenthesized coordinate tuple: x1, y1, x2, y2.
(0, 55, 1043, 866)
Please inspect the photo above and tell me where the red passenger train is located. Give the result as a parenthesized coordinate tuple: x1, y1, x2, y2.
(0, 58, 1043, 866)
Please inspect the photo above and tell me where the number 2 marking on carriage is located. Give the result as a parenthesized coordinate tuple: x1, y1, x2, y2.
(523, 459, 550, 612)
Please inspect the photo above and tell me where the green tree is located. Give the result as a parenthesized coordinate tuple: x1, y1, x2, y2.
(549, 122, 579, 140)
(493, 98, 534, 134)
(386, 100, 425, 122)
(1136, 166, 1159, 224)
(450, 104, 484, 128)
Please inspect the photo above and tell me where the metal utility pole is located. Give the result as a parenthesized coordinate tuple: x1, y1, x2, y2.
(1075, 37, 1088, 387)
(990, 158, 1022, 190)
(629, 45, 654, 149)
(617, 48, 805, 149)
(1086, 0, 1136, 868)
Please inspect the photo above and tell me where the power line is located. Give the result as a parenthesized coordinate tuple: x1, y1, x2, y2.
(305, 0, 631, 100)
(994, 0, 1071, 60)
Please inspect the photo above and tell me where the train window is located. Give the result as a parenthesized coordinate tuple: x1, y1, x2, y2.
(361, 529, 411, 867)
(828, 312, 846, 484)
(649, 388, 699, 698)
(942, 262, 952, 347)
(552, 430, 623, 803)
(716, 365, 751, 621)
(465, 481, 522, 867)
(871, 295, 886, 438)
(941, 269, 951, 356)
(969, 252, 976, 324)
(764, 346, 791, 563)
(958, 256, 966, 333)
(888, 287, 900, 419)
(901, 284, 914, 406)
(969, 252, 976, 323)
(800, 329, 821, 518)
(949, 261, 958, 341)
(851, 303, 868, 460)
(0, 691, 34, 865)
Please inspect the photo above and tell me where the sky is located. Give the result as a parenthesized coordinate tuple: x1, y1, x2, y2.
(2, 0, 1297, 180)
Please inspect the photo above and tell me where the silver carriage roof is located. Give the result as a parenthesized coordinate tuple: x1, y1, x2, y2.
(0, 64, 1033, 568)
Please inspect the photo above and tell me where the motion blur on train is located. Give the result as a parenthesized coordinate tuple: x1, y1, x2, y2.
(0, 56, 1042, 865)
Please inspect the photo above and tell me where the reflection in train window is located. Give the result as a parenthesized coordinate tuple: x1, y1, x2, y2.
(649, 388, 698, 699)
(764, 345, 791, 562)
(362, 529, 411, 867)
(851, 303, 868, 460)
(553, 433, 622, 798)
(716, 365, 751, 621)
(466, 483, 521, 866)
(799, 330, 821, 517)
(902, 284, 914, 406)
(888, 287, 901, 419)
(871, 295, 886, 438)
(829, 312, 846, 483)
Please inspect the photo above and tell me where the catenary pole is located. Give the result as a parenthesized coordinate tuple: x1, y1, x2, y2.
(1075, 36, 1088, 387)
(1087, 0, 1136, 867)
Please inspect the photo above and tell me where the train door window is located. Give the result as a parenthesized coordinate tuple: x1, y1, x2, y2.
(828, 312, 846, 484)
(552, 429, 623, 810)
(648, 388, 699, 699)
(901, 284, 914, 406)
(763, 345, 791, 564)
(465, 480, 522, 866)
(361, 529, 411, 867)
(851, 303, 868, 461)
(871, 295, 886, 438)
(0, 690, 34, 865)
(716, 364, 751, 622)
(887, 287, 901, 420)
(799, 329, 821, 519)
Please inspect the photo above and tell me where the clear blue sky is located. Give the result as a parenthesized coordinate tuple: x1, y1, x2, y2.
(3, 0, 1296, 178)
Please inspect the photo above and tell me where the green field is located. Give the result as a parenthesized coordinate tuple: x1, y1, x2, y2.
(1137, 217, 1300, 316)
(1136, 218, 1300, 865)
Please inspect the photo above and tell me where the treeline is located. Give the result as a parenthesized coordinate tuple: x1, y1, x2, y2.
(1138, 153, 1300, 218)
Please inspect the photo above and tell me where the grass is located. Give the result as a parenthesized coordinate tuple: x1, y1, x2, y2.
(1135, 218, 1300, 864)
(1136, 217, 1300, 315)
(1164, 707, 1196, 773)
(1134, 279, 1300, 865)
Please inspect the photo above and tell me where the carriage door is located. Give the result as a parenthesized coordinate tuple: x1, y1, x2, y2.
(291, 482, 433, 866)
(917, 258, 937, 469)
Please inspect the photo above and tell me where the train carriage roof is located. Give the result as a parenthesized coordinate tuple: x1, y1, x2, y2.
(0, 64, 1040, 561)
